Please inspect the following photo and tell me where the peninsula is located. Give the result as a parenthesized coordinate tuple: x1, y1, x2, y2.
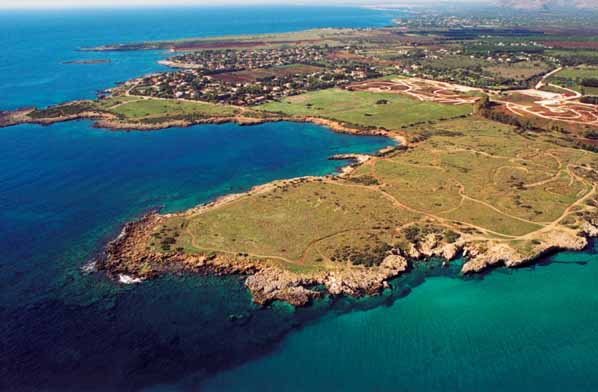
(3, 13, 597, 306)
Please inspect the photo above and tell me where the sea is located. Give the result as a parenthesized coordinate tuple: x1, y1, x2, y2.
(1, 6, 598, 392)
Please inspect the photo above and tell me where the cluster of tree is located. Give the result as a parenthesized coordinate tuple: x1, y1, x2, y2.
(581, 96, 598, 104)
(150, 227, 181, 252)
(574, 140, 598, 153)
(30, 102, 98, 119)
(581, 78, 598, 88)
(348, 175, 379, 186)
(559, 55, 598, 66)
(331, 239, 392, 267)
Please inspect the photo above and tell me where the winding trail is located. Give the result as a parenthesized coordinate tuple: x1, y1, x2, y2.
(184, 150, 595, 265)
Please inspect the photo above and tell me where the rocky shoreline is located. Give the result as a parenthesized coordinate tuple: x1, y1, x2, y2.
(6, 100, 596, 307)
(0, 104, 407, 146)
(92, 172, 598, 307)
(94, 206, 411, 307)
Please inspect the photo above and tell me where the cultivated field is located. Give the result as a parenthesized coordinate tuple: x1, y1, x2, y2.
(548, 66, 598, 95)
(484, 61, 550, 81)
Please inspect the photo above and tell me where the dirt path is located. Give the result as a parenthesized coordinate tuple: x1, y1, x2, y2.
(495, 79, 598, 126)
(535, 67, 563, 90)
(350, 77, 480, 105)
(322, 178, 521, 239)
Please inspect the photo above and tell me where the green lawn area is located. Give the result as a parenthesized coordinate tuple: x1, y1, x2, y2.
(255, 88, 472, 130)
(93, 96, 139, 110)
(549, 66, 598, 94)
(108, 98, 236, 119)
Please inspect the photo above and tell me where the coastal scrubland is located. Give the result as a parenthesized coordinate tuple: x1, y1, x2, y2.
(107, 98, 237, 119)
(7, 80, 473, 134)
(156, 116, 595, 260)
(101, 115, 597, 305)
(13, 96, 244, 129)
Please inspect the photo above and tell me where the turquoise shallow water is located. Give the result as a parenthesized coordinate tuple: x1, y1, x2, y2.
(203, 245, 598, 392)
(2, 6, 598, 392)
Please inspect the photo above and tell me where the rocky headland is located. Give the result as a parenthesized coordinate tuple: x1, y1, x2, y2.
(93, 170, 598, 307)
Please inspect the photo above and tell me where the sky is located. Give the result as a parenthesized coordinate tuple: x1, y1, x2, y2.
(0, 0, 489, 9)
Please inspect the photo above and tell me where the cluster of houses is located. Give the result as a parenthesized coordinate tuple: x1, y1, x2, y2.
(169, 46, 327, 74)
(129, 46, 385, 105)
(393, 15, 506, 29)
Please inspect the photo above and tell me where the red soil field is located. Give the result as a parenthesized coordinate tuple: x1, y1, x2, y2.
(498, 90, 598, 126)
(348, 78, 480, 105)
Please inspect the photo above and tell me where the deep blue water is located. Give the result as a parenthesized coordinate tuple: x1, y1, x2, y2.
(0, 120, 392, 391)
(0, 6, 401, 391)
(0, 6, 398, 110)
(2, 6, 598, 392)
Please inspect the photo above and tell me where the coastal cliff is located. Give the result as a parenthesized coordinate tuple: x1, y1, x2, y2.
(94, 167, 598, 307)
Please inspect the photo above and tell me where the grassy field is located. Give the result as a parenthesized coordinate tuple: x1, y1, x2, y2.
(93, 95, 139, 110)
(150, 116, 597, 270)
(549, 66, 598, 95)
(106, 98, 237, 119)
(545, 49, 598, 59)
(484, 62, 550, 81)
(256, 88, 472, 130)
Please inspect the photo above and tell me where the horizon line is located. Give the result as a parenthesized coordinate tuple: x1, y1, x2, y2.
(0, 0, 489, 11)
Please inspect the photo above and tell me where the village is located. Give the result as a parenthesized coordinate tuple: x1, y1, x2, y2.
(166, 46, 327, 73)
(128, 46, 386, 105)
